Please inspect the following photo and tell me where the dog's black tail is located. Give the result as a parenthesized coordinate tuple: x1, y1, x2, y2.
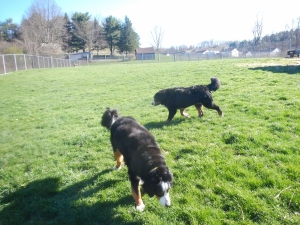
(101, 108, 119, 129)
(207, 77, 221, 91)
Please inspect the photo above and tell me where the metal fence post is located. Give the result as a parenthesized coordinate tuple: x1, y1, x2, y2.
(2, 55, 6, 74)
(24, 55, 27, 70)
(14, 54, 18, 71)
(37, 56, 40, 68)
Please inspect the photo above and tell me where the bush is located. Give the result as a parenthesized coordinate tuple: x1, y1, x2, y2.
(2, 45, 23, 54)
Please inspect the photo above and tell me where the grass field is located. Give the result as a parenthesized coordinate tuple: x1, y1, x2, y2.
(0, 58, 300, 225)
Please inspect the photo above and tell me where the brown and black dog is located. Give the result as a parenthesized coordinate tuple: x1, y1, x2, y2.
(101, 108, 173, 211)
(152, 77, 223, 122)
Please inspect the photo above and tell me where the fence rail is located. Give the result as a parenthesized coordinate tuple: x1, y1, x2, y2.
(0, 54, 88, 75)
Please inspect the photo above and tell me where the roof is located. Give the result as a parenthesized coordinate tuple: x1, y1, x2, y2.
(135, 47, 155, 54)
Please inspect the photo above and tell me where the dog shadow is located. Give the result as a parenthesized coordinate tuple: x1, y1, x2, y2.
(0, 169, 144, 225)
(144, 118, 185, 129)
(249, 65, 300, 75)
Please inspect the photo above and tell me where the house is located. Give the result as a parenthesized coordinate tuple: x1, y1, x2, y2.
(196, 50, 220, 55)
(68, 52, 91, 61)
(221, 48, 239, 57)
(270, 48, 281, 56)
(230, 48, 239, 57)
(245, 51, 252, 57)
(135, 47, 155, 60)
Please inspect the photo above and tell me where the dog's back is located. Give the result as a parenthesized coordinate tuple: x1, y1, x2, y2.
(110, 116, 159, 167)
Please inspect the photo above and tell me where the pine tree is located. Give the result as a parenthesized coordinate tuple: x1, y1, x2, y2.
(103, 16, 121, 55)
(118, 16, 139, 55)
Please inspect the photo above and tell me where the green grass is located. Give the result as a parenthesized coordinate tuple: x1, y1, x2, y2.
(0, 58, 300, 225)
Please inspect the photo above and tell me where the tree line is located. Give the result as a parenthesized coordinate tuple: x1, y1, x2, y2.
(176, 15, 300, 54)
(0, 0, 139, 56)
(1, 0, 300, 56)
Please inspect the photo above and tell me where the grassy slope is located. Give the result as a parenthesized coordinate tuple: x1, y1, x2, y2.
(0, 58, 299, 225)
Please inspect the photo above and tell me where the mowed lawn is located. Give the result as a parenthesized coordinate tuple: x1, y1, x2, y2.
(0, 58, 299, 225)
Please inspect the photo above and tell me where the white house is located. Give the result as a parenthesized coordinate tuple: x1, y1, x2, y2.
(221, 48, 240, 57)
(245, 51, 252, 57)
(231, 48, 239, 57)
(270, 48, 281, 56)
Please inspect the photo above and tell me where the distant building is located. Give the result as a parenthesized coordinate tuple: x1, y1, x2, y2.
(230, 48, 239, 57)
(245, 51, 252, 57)
(196, 50, 220, 55)
(68, 52, 91, 61)
(135, 47, 155, 60)
(270, 48, 281, 56)
(221, 48, 239, 57)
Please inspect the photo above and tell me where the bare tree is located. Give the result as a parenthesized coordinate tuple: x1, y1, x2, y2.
(151, 26, 164, 60)
(296, 17, 300, 48)
(252, 14, 263, 51)
(21, 0, 65, 55)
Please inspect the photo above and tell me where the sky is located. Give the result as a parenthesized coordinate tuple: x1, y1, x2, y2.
(0, 0, 299, 48)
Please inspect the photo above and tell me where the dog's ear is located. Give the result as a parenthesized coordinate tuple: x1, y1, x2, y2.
(142, 176, 156, 197)
(161, 167, 173, 184)
(110, 109, 119, 120)
(101, 108, 119, 129)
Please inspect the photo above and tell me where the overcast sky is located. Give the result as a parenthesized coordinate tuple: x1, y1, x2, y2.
(0, 0, 299, 47)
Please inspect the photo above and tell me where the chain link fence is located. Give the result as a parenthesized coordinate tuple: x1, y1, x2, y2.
(0, 54, 88, 75)
(1, 51, 285, 75)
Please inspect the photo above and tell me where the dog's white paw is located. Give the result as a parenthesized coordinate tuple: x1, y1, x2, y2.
(136, 203, 145, 212)
(112, 165, 121, 170)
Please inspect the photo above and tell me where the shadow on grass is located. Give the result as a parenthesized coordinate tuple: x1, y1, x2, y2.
(144, 118, 185, 130)
(0, 169, 143, 225)
(249, 65, 300, 75)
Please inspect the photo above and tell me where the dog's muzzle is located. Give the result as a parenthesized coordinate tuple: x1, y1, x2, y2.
(158, 181, 171, 207)
(159, 192, 171, 207)
(152, 100, 160, 106)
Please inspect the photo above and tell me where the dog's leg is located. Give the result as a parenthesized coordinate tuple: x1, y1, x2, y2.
(180, 108, 190, 118)
(167, 108, 177, 122)
(203, 102, 223, 117)
(113, 149, 123, 170)
(130, 178, 145, 211)
(195, 104, 204, 117)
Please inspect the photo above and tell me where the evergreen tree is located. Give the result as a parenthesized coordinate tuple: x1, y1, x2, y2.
(118, 16, 139, 55)
(0, 19, 19, 41)
(62, 14, 74, 52)
(71, 12, 91, 52)
(103, 16, 121, 55)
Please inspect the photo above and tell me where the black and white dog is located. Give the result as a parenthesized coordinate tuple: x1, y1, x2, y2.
(101, 108, 173, 211)
(152, 77, 223, 122)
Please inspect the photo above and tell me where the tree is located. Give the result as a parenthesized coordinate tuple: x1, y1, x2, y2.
(151, 26, 164, 60)
(62, 13, 82, 53)
(0, 19, 19, 41)
(71, 12, 104, 53)
(103, 16, 121, 55)
(295, 17, 300, 48)
(280, 24, 290, 51)
(20, 0, 65, 55)
(252, 14, 263, 50)
(118, 16, 139, 55)
(93, 23, 107, 55)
